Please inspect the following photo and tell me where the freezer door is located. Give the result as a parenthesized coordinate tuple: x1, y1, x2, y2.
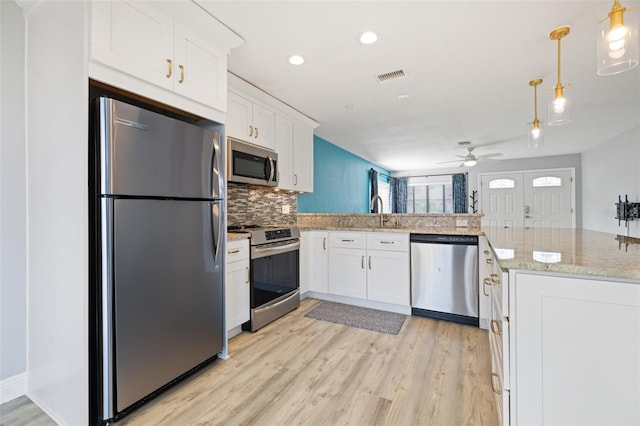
(98, 97, 224, 199)
(410, 243, 479, 317)
(104, 198, 224, 414)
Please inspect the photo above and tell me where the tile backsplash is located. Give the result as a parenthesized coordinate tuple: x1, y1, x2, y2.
(227, 183, 297, 227)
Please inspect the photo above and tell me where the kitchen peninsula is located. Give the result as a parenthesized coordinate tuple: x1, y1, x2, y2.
(297, 213, 640, 426)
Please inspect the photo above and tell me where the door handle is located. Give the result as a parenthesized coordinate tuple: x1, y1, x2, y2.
(178, 64, 185, 83)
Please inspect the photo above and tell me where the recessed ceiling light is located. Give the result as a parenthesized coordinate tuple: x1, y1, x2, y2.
(288, 55, 304, 65)
(359, 31, 378, 45)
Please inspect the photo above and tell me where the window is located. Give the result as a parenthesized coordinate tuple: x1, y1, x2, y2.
(407, 176, 453, 213)
(532, 176, 562, 187)
(489, 178, 516, 189)
(377, 178, 391, 213)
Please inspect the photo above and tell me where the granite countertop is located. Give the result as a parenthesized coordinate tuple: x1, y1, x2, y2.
(227, 232, 250, 241)
(484, 227, 640, 281)
(297, 226, 484, 236)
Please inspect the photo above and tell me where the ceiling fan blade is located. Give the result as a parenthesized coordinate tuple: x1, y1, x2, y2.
(477, 153, 503, 159)
(437, 159, 465, 164)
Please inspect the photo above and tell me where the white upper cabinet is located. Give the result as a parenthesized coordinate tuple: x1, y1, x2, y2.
(90, 0, 242, 121)
(227, 91, 275, 150)
(228, 73, 319, 191)
(292, 123, 314, 193)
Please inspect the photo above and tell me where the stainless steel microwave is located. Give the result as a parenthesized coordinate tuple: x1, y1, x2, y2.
(227, 137, 278, 187)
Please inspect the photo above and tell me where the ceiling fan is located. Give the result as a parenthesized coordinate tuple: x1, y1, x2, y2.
(438, 146, 503, 167)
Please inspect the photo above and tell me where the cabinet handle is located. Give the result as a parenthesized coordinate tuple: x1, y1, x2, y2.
(361, 256, 365, 269)
(380, 241, 395, 245)
(484, 250, 489, 255)
(485, 258, 493, 265)
(342, 239, 355, 243)
(294, 174, 298, 185)
(245, 266, 250, 284)
(249, 126, 254, 137)
(322, 237, 326, 250)
(490, 373, 502, 395)
(166, 59, 173, 78)
(490, 319, 502, 335)
(491, 273, 501, 284)
(227, 249, 240, 255)
(368, 256, 372, 270)
(255, 127, 259, 138)
(178, 64, 184, 83)
(483, 277, 491, 296)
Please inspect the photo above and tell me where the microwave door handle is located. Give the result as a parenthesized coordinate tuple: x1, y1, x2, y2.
(266, 155, 275, 183)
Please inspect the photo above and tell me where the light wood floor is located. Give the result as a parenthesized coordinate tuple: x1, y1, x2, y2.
(0, 298, 497, 425)
(0, 396, 56, 426)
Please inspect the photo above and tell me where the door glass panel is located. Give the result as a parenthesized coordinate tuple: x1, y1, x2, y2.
(489, 178, 516, 189)
(532, 176, 562, 187)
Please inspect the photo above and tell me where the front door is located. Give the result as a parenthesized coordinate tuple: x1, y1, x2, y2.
(480, 168, 575, 229)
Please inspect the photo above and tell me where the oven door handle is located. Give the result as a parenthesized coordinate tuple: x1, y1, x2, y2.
(251, 241, 300, 259)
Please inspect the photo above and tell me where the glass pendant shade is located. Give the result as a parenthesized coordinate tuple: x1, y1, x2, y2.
(548, 84, 571, 125)
(528, 120, 544, 148)
(597, 1, 639, 75)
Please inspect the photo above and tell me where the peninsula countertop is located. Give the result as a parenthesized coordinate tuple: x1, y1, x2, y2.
(483, 227, 640, 281)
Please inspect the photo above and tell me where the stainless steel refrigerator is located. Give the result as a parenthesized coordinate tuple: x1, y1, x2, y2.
(93, 97, 225, 421)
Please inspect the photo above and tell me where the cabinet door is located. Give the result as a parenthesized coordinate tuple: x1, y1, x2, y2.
(227, 92, 253, 141)
(367, 250, 410, 306)
(173, 22, 227, 112)
(328, 248, 367, 299)
(251, 103, 275, 150)
(292, 123, 314, 192)
(300, 231, 329, 294)
(91, 0, 174, 90)
(225, 259, 250, 331)
(513, 273, 640, 426)
(275, 114, 294, 190)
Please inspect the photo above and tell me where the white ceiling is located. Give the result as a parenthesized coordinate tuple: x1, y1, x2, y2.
(200, 1, 640, 172)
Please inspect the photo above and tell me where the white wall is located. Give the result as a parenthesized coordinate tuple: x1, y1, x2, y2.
(0, 0, 27, 401)
(582, 126, 640, 238)
(394, 153, 583, 228)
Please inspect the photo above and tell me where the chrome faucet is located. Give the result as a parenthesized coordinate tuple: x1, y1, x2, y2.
(370, 195, 388, 227)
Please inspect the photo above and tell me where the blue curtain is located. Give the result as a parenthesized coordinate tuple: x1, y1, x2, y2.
(369, 168, 379, 213)
(391, 177, 408, 213)
(452, 173, 468, 213)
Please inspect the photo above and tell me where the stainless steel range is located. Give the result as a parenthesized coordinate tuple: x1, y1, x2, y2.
(229, 225, 300, 331)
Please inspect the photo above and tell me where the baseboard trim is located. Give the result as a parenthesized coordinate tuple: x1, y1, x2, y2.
(0, 372, 27, 404)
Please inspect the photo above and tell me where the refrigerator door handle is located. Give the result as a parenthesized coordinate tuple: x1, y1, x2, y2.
(211, 201, 223, 263)
(210, 130, 224, 199)
(100, 198, 116, 419)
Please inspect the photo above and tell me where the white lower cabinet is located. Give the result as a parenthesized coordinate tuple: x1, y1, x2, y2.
(300, 231, 329, 295)
(327, 231, 410, 306)
(511, 272, 640, 426)
(478, 236, 492, 330)
(225, 239, 250, 337)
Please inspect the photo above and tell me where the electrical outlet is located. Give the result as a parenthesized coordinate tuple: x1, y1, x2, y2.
(282, 204, 290, 214)
(456, 219, 468, 227)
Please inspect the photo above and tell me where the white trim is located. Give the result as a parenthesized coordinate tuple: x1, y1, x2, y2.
(0, 372, 27, 404)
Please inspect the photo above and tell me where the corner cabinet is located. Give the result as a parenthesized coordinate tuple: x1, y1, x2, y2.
(225, 239, 250, 339)
(228, 73, 319, 192)
(89, 0, 243, 121)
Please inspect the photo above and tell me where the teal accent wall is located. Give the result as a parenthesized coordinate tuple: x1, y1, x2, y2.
(297, 136, 390, 213)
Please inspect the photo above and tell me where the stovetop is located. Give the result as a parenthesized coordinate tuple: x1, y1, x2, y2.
(227, 224, 300, 245)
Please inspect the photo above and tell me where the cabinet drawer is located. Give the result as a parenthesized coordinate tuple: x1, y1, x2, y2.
(329, 232, 366, 249)
(366, 233, 409, 252)
(226, 239, 249, 262)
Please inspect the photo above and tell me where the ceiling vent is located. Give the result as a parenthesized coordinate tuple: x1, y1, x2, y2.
(377, 69, 407, 83)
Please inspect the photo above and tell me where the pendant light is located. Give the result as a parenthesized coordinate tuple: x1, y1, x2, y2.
(548, 26, 571, 126)
(597, 0, 639, 75)
(528, 78, 544, 148)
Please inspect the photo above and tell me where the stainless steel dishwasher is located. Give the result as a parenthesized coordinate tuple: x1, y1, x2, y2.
(410, 234, 479, 326)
